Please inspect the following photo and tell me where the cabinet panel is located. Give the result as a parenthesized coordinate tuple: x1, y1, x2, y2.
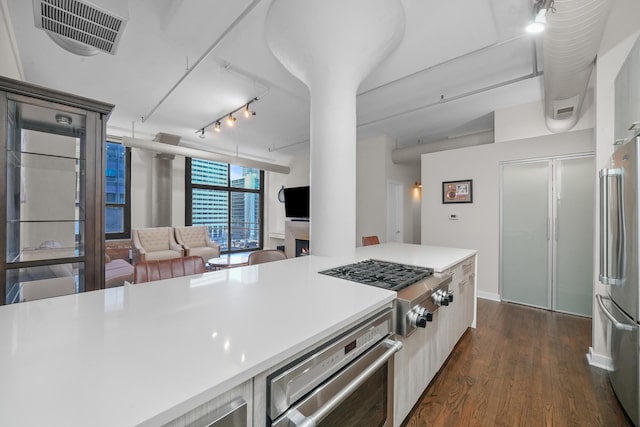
(446, 255, 476, 349)
(164, 379, 253, 427)
(615, 36, 640, 144)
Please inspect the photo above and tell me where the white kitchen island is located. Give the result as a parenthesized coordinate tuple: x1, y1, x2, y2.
(0, 243, 476, 427)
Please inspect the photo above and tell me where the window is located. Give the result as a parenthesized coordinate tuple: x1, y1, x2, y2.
(186, 159, 264, 253)
(105, 141, 131, 239)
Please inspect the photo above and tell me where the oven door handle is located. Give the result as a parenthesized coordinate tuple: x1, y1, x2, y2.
(286, 338, 402, 427)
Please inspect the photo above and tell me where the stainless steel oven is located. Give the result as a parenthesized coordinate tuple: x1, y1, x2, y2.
(267, 308, 402, 427)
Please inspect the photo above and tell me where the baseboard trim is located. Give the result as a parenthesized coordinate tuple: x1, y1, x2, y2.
(478, 291, 501, 302)
(587, 347, 612, 371)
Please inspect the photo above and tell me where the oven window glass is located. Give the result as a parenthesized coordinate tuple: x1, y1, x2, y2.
(318, 362, 388, 427)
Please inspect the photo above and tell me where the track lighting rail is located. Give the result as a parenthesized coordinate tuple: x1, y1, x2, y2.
(196, 97, 259, 136)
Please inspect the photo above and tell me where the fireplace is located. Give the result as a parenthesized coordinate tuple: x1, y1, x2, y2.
(285, 219, 309, 258)
(295, 239, 310, 257)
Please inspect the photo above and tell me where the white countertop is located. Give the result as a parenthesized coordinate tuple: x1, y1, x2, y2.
(0, 243, 474, 427)
(355, 242, 476, 272)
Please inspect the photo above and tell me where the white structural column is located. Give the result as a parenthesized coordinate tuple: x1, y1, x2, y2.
(265, 0, 405, 256)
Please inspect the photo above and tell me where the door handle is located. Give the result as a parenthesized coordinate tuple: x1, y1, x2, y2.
(596, 294, 635, 332)
(599, 168, 624, 285)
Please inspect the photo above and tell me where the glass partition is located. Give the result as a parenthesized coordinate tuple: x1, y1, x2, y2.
(501, 161, 551, 308)
(554, 157, 595, 316)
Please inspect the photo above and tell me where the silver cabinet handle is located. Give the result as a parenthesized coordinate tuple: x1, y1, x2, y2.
(596, 294, 635, 332)
(627, 121, 640, 131)
(288, 339, 402, 427)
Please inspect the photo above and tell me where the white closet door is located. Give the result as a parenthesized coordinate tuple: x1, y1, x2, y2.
(501, 161, 551, 309)
(553, 157, 594, 316)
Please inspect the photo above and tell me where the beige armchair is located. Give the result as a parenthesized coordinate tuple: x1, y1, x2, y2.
(132, 227, 183, 262)
(174, 226, 221, 262)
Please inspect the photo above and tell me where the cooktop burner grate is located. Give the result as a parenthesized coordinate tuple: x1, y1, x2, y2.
(319, 259, 434, 291)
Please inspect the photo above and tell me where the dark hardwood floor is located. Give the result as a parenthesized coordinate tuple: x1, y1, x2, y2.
(403, 299, 633, 427)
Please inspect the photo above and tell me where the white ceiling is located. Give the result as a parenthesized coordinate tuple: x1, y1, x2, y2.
(5, 0, 542, 166)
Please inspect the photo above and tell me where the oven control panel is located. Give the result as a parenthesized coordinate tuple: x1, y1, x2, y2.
(316, 322, 388, 372)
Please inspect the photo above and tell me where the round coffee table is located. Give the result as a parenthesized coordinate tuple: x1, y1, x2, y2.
(207, 252, 250, 270)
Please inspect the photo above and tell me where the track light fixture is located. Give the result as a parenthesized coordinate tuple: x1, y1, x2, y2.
(195, 97, 259, 138)
(526, 0, 554, 34)
(244, 103, 256, 118)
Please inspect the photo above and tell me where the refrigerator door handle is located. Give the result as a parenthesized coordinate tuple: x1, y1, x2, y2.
(547, 216, 550, 241)
(627, 121, 640, 132)
(599, 168, 624, 285)
(596, 294, 635, 332)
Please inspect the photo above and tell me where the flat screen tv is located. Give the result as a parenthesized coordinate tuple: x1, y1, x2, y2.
(283, 186, 310, 219)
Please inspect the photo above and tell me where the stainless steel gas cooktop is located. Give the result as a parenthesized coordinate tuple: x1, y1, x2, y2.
(319, 259, 434, 291)
(320, 259, 452, 336)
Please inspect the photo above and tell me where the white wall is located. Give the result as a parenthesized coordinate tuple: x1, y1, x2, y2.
(422, 124, 594, 301)
(357, 135, 421, 246)
(590, 0, 640, 368)
(0, 0, 22, 80)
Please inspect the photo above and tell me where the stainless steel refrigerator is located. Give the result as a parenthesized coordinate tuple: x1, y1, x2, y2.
(598, 136, 640, 426)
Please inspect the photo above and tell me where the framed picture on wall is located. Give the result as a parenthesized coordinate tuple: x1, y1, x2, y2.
(442, 179, 473, 203)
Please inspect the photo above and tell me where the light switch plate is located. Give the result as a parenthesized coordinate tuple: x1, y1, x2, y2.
(449, 213, 459, 220)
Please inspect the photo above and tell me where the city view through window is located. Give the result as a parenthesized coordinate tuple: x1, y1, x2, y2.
(189, 159, 263, 252)
(105, 141, 129, 237)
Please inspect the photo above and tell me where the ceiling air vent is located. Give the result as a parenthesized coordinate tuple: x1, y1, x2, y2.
(33, 0, 128, 56)
(551, 96, 579, 121)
